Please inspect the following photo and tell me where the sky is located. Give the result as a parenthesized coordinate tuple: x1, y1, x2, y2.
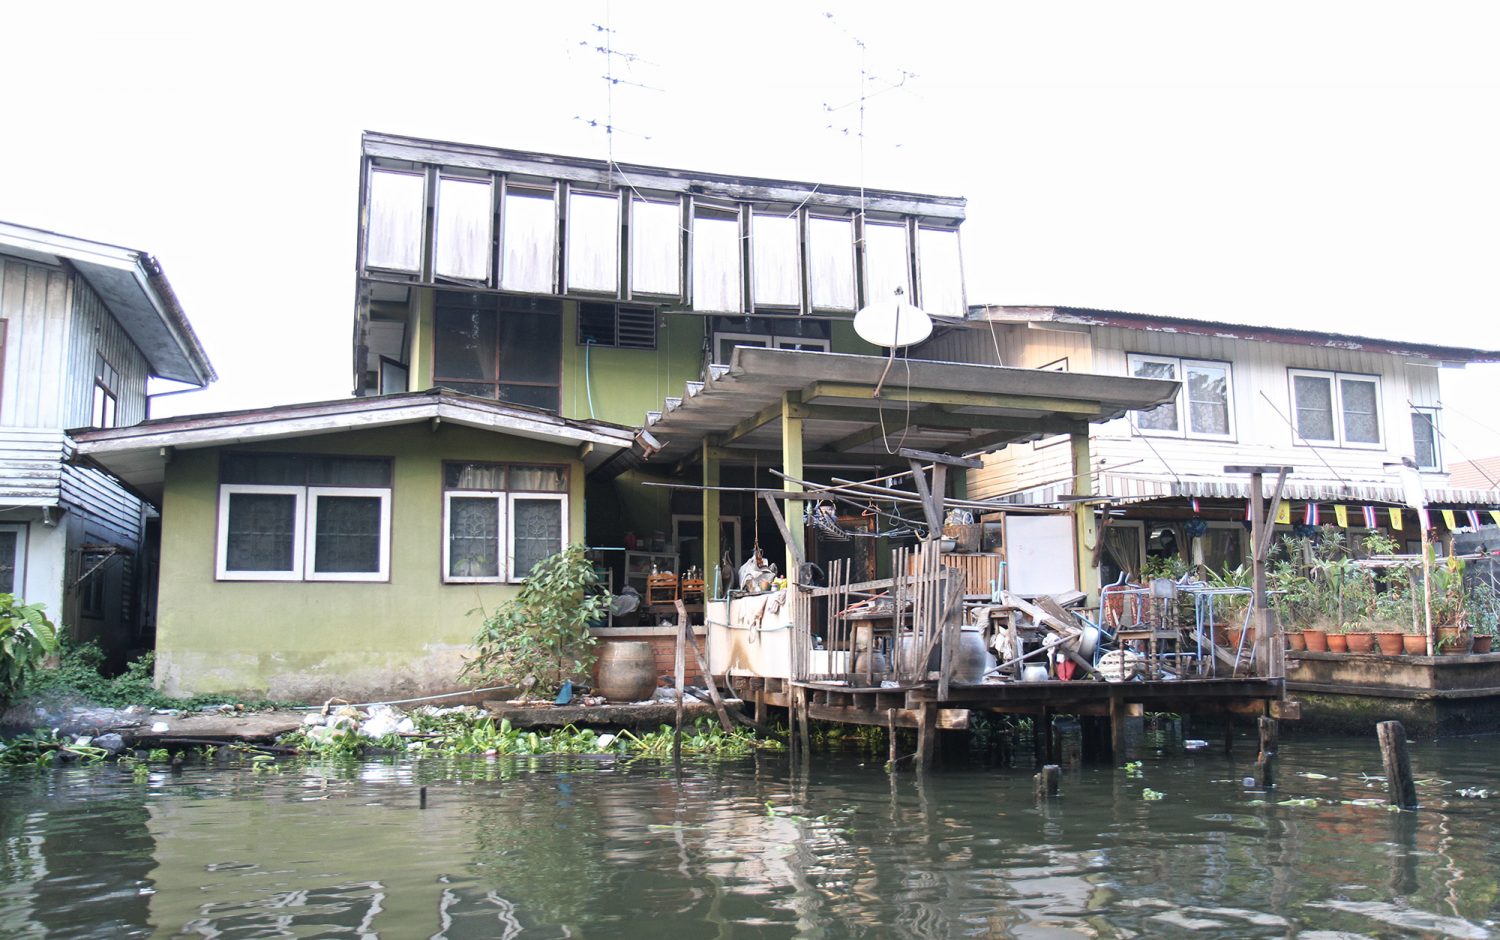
(5, 1, 1500, 459)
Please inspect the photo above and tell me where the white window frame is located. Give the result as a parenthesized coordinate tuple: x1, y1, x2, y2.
(442, 491, 507, 584)
(712, 332, 828, 365)
(1126, 354, 1235, 441)
(305, 487, 392, 582)
(771, 336, 830, 353)
(1288, 369, 1384, 449)
(0, 522, 27, 596)
(506, 493, 569, 584)
(216, 485, 306, 582)
(1411, 406, 1442, 471)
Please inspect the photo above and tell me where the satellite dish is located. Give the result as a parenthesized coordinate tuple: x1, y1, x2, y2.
(854, 287, 933, 349)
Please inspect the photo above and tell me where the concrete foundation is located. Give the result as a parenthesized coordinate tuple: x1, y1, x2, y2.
(1287, 650, 1500, 735)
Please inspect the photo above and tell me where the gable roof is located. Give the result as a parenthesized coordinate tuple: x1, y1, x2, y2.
(71, 389, 644, 502)
(0, 221, 216, 385)
(969, 305, 1500, 364)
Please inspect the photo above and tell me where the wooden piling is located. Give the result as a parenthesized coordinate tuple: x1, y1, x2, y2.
(1255, 716, 1278, 788)
(1223, 719, 1235, 756)
(916, 703, 938, 770)
(887, 708, 899, 769)
(796, 687, 811, 758)
(1377, 720, 1419, 810)
(1035, 763, 1061, 799)
(1109, 696, 1127, 765)
(419, 786, 428, 809)
(673, 604, 687, 764)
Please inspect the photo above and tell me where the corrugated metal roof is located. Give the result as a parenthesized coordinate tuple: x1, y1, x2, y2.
(637, 347, 1180, 468)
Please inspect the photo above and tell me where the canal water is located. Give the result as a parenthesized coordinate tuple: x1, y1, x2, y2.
(2, 731, 1499, 938)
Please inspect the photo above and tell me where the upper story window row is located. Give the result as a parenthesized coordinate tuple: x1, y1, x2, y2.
(360, 156, 966, 318)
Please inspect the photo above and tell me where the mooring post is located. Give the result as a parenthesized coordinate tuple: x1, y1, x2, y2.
(1377, 720, 1419, 809)
(419, 786, 428, 809)
(1034, 763, 1061, 799)
(673, 605, 687, 765)
(916, 703, 938, 770)
(1223, 719, 1235, 756)
(887, 708, 899, 770)
(1254, 715, 1278, 788)
(796, 687, 811, 758)
(1109, 696, 1127, 765)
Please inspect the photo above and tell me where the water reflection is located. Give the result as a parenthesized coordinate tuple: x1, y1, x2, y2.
(0, 737, 1498, 937)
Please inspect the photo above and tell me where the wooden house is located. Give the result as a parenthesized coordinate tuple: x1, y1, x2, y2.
(0, 221, 214, 665)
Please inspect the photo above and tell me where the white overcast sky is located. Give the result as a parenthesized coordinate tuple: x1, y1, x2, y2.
(6, 2, 1500, 459)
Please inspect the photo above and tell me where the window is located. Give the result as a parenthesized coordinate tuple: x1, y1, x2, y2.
(1411, 407, 1441, 471)
(1288, 370, 1383, 448)
(0, 523, 25, 595)
(916, 226, 965, 318)
(1127, 354, 1234, 440)
(862, 220, 911, 308)
(629, 196, 681, 297)
(565, 189, 620, 293)
(711, 323, 830, 366)
(92, 355, 119, 429)
(578, 302, 656, 350)
(433, 293, 562, 411)
(500, 184, 557, 294)
(434, 175, 493, 281)
(750, 212, 801, 308)
(807, 215, 856, 311)
(1199, 523, 1246, 574)
(691, 204, 742, 312)
(443, 462, 568, 583)
(215, 454, 392, 582)
(365, 168, 425, 272)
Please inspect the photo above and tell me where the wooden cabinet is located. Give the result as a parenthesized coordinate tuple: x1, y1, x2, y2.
(625, 551, 678, 594)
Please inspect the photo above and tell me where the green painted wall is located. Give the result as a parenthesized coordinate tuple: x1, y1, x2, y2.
(154, 423, 586, 701)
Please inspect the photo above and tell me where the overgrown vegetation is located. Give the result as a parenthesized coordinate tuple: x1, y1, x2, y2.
(17, 636, 285, 711)
(461, 544, 611, 699)
(0, 594, 59, 705)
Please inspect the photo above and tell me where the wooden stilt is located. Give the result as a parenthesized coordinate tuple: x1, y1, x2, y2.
(673, 603, 686, 764)
(1034, 763, 1061, 799)
(1223, 719, 1235, 756)
(916, 703, 938, 770)
(1377, 720, 1419, 809)
(796, 687, 811, 758)
(1109, 696, 1127, 765)
(1042, 707, 1055, 764)
(754, 688, 767, 726)
(1255, 715, 1278, 788)
(887, 708, 899, 770)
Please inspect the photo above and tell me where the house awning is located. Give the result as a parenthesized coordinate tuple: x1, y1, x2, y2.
(995, 471, 1500, 508)
(71, 389, 642, 503)
(632, 347, 1180, 471)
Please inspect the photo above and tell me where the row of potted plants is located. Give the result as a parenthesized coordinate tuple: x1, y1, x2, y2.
(1269, 528, 1499, 657)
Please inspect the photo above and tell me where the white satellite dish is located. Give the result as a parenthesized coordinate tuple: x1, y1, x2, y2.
(853, 287, 933, 349)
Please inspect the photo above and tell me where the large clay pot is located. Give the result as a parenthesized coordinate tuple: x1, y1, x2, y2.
(1326, 634, 1349, 653)
(853, 648, 889, 677)
(1402, 634, 1427, 655)
(596, 641, 658, 702)
(1302, 629, 1329, 652)
(1287, 632, 1307, 651)
(1345, 632, 1376, 654)
(1375, 632, 1405, 656)
(1474, 635, 1495, 655)
(1438, 626, 1471, 655)
(952, 629, 991, 684)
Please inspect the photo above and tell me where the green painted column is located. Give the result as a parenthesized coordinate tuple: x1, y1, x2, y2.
(702, 437, 721, 595)
(1071, 423, 1101, 604)
(782, 391, 805, 579)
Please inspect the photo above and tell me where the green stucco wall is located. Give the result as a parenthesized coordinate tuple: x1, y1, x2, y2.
(155, 423, 586, 701)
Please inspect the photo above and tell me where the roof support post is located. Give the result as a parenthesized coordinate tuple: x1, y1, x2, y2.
(782, 390, 805, 579)
(1071, 424, 1101, 605)
(702, 437, 722, 596)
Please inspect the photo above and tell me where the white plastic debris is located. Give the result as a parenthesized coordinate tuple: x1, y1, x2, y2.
(150, 722, 169, 733)
(358, 705, 415, 739)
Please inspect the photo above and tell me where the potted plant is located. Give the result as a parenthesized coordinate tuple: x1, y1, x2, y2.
(1431, 552, 1471, 655)
(1469, 581, 1497, 654)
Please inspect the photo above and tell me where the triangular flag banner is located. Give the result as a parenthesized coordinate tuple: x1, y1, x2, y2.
(1275, 502, 1291, 525)
(1191, 497, 1201, 514)
(1334, 505, 1349, 527)
(1491, 510, 1500, 527)
(1390, 508, 1404, 530)
(1362, 505, 1378, 528)
(1304, 503, 1320, 526)
(1468, 509, 1483, 529)
(1442, 509, 1457, 530)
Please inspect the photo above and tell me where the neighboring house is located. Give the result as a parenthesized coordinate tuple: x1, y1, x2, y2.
(75, 132, 1001, 699)
(1449, 457, 1500, 491)
(919, 305, 1500, 581)
(0, 221, 214, 666)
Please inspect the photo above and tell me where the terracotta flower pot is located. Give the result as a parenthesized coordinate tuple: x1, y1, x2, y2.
(1226, 627, 1256, 650)
(1345, 632, 1376, 654)
(1327, 634, 1349, 653)
(1302, 629, 1330, 652)
(1403, 634, 1428, 655)
(1437, 626, 1471, 655)
(1375, 632, 1405, 656)
(1474, 635, 1494, 655)
(1287, 632, 1307, 651)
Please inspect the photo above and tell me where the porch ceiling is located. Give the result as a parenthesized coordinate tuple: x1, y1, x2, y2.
(639, 348, 1179, 469)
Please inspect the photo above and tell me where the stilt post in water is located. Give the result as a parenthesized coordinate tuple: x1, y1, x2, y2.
(1377, 720, 1419, 810)
(1255, 715, 1278, 788)
(673, 602, 687, 764)
(916, 703, 938, 770)
(1035, 764, 1061, 799)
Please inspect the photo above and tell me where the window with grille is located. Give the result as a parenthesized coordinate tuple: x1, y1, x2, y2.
(442, 462, 569, 583)
(577, 302, 657, 349)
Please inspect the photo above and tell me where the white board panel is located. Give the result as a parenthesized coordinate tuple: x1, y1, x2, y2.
(434, 177, 492, 281)
(630, 197, 681, 296)
(1003, 514, 1077, 596)
(566, 190, 620, 293)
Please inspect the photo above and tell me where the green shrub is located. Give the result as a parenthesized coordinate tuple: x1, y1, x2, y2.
(0, 594, 59, 704)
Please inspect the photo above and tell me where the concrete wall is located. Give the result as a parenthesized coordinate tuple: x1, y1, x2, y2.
(155, 422, 587, 702)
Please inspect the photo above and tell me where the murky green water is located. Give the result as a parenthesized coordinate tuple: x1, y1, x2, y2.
(2, 732, 1499, 938)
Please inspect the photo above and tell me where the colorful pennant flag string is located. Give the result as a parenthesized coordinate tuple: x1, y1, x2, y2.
(1390, 508, 1404, 530)
(1191, 497, 1201, 514)
(1470, 509, 1485, 530)
(1303, 503, 1320, 526)
(1362, 505, 1378, 528)
(1334, 505, 1349, 527)
(1275, 502, 1291, 525)
(1441, 509, 1457, 530)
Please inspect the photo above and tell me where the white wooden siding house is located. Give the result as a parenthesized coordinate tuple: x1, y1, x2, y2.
(0, 222, 214, 664)
(918, 305, 1500, 582)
